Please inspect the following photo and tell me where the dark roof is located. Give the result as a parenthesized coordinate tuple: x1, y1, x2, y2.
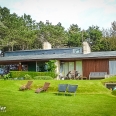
(0, 51, 116, 62)
(5, 47, 82, 53)
(4, 47, 82, 57)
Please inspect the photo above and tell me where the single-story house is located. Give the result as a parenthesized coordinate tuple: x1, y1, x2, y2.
(0, 42, 116, 79)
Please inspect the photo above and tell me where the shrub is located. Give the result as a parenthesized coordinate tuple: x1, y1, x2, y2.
(112, 90, 116, 96)
(46, 60, 57, 72)
(33, 76, 53, 80)
(10, 71, 57, 79)
(24, 74, 32, 80)
(3, 73, 11, 80)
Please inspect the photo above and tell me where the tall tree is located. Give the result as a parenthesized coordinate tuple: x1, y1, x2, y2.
(16, 14, 37, 50)
(37, 21, 67, 48)
(0, 6, 39, 51)
(66, 24, 82, 47)
(0, 6, 11, 50)
(101, 21, 116, 51)
(111, 21, 116, 36)
(86, 26, 102, 51)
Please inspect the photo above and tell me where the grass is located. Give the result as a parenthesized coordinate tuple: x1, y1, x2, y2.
(0, 79, 116, 116)
(101, 75, 116, 83)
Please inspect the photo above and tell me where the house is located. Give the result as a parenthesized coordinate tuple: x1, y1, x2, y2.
(0, 41, 116, 79)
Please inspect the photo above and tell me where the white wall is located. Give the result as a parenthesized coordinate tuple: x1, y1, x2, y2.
(83, 41, 91, 54)
(43, 42, 51, 49)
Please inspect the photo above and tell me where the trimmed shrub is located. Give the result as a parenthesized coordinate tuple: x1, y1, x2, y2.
(33, 76, 53, 80)
(10, 71, 57, 79)
(24, 74, 32, 80)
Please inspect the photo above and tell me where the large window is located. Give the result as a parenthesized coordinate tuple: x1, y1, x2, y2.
(109, 60, 116, 75)
(37, 62, 47, 72)
(60, 61, 82, 77)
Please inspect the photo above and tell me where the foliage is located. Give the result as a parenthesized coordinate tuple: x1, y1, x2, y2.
(101, 22, 116, 51)
(112, 21, 116, 35)
(46, 60, 57, 72)
(33, 76, 53, 80)
(86, 25, 103, 51)
(0, 6, 116, 51)
(24, 74, 32, 80)
(37, 21, 68, 48)
(0, 6, 38, 51)
(23, 73, 53, 80)
(112, 90, 116, 96)
(67, 24, 82, 47)
(10, 71, 57, 79)
(3, 72, 11, 80)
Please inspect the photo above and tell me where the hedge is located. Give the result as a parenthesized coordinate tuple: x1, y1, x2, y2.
(33, 76, 53, 80)
(10, 71, 57, 79)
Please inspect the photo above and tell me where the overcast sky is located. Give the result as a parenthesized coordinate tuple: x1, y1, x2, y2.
(0, 0, 116, 30)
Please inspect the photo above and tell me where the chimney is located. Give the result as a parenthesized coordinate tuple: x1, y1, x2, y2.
(43, 42, 51, 49)
(82, 41, 91, 54)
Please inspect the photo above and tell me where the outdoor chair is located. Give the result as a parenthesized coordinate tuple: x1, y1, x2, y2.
(19, 81, 33, 91)
(65, 71, 71, 80)
(35, 82, 50, 93)
(70, 70, 76, 79)
(57, 84, 68, 95)
(67, 84, 78, 96)
(75, 71, 80, 80)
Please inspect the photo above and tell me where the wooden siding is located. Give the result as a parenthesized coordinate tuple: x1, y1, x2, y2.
(83, 59, 109, 79)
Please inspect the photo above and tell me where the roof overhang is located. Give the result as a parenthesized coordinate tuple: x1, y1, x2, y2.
(0, 52, 116, 65)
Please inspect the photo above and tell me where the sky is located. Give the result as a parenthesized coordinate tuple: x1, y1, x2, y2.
(0, 0, 116, 30)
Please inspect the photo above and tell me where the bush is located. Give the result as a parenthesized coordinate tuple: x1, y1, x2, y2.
(3, 73, 11, 80)
(10, 71, 57, 79)
(33, 76, 53, 80)
(24, 74, 32, 80)
(46, 60, 57, 72)
(112, 90, 116, 96)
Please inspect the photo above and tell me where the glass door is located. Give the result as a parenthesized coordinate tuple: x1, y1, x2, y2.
(69, 62, 74, 72)
(76, 61, 82, 75)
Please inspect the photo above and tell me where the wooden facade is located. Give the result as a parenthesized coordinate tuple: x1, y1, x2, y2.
(83, 59, 109, 79)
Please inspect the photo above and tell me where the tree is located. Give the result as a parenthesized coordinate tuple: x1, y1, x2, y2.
(86, 26, 102, 51)
(0, 6, 11, 50)
(17, 14, 38, 50)
(0, 6, 39, 51)
(112, 21, 116, 36)
(67, 24, 82, 47)
(37, 21, 68, 48)
(101, 21, 116, 51)
(1, 6, 116, 52)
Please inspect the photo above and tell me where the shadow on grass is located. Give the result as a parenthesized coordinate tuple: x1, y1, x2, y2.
(53, 92, 75, 96)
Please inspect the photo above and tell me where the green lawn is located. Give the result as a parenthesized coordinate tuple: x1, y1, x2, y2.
(0, 79, 116, 116)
